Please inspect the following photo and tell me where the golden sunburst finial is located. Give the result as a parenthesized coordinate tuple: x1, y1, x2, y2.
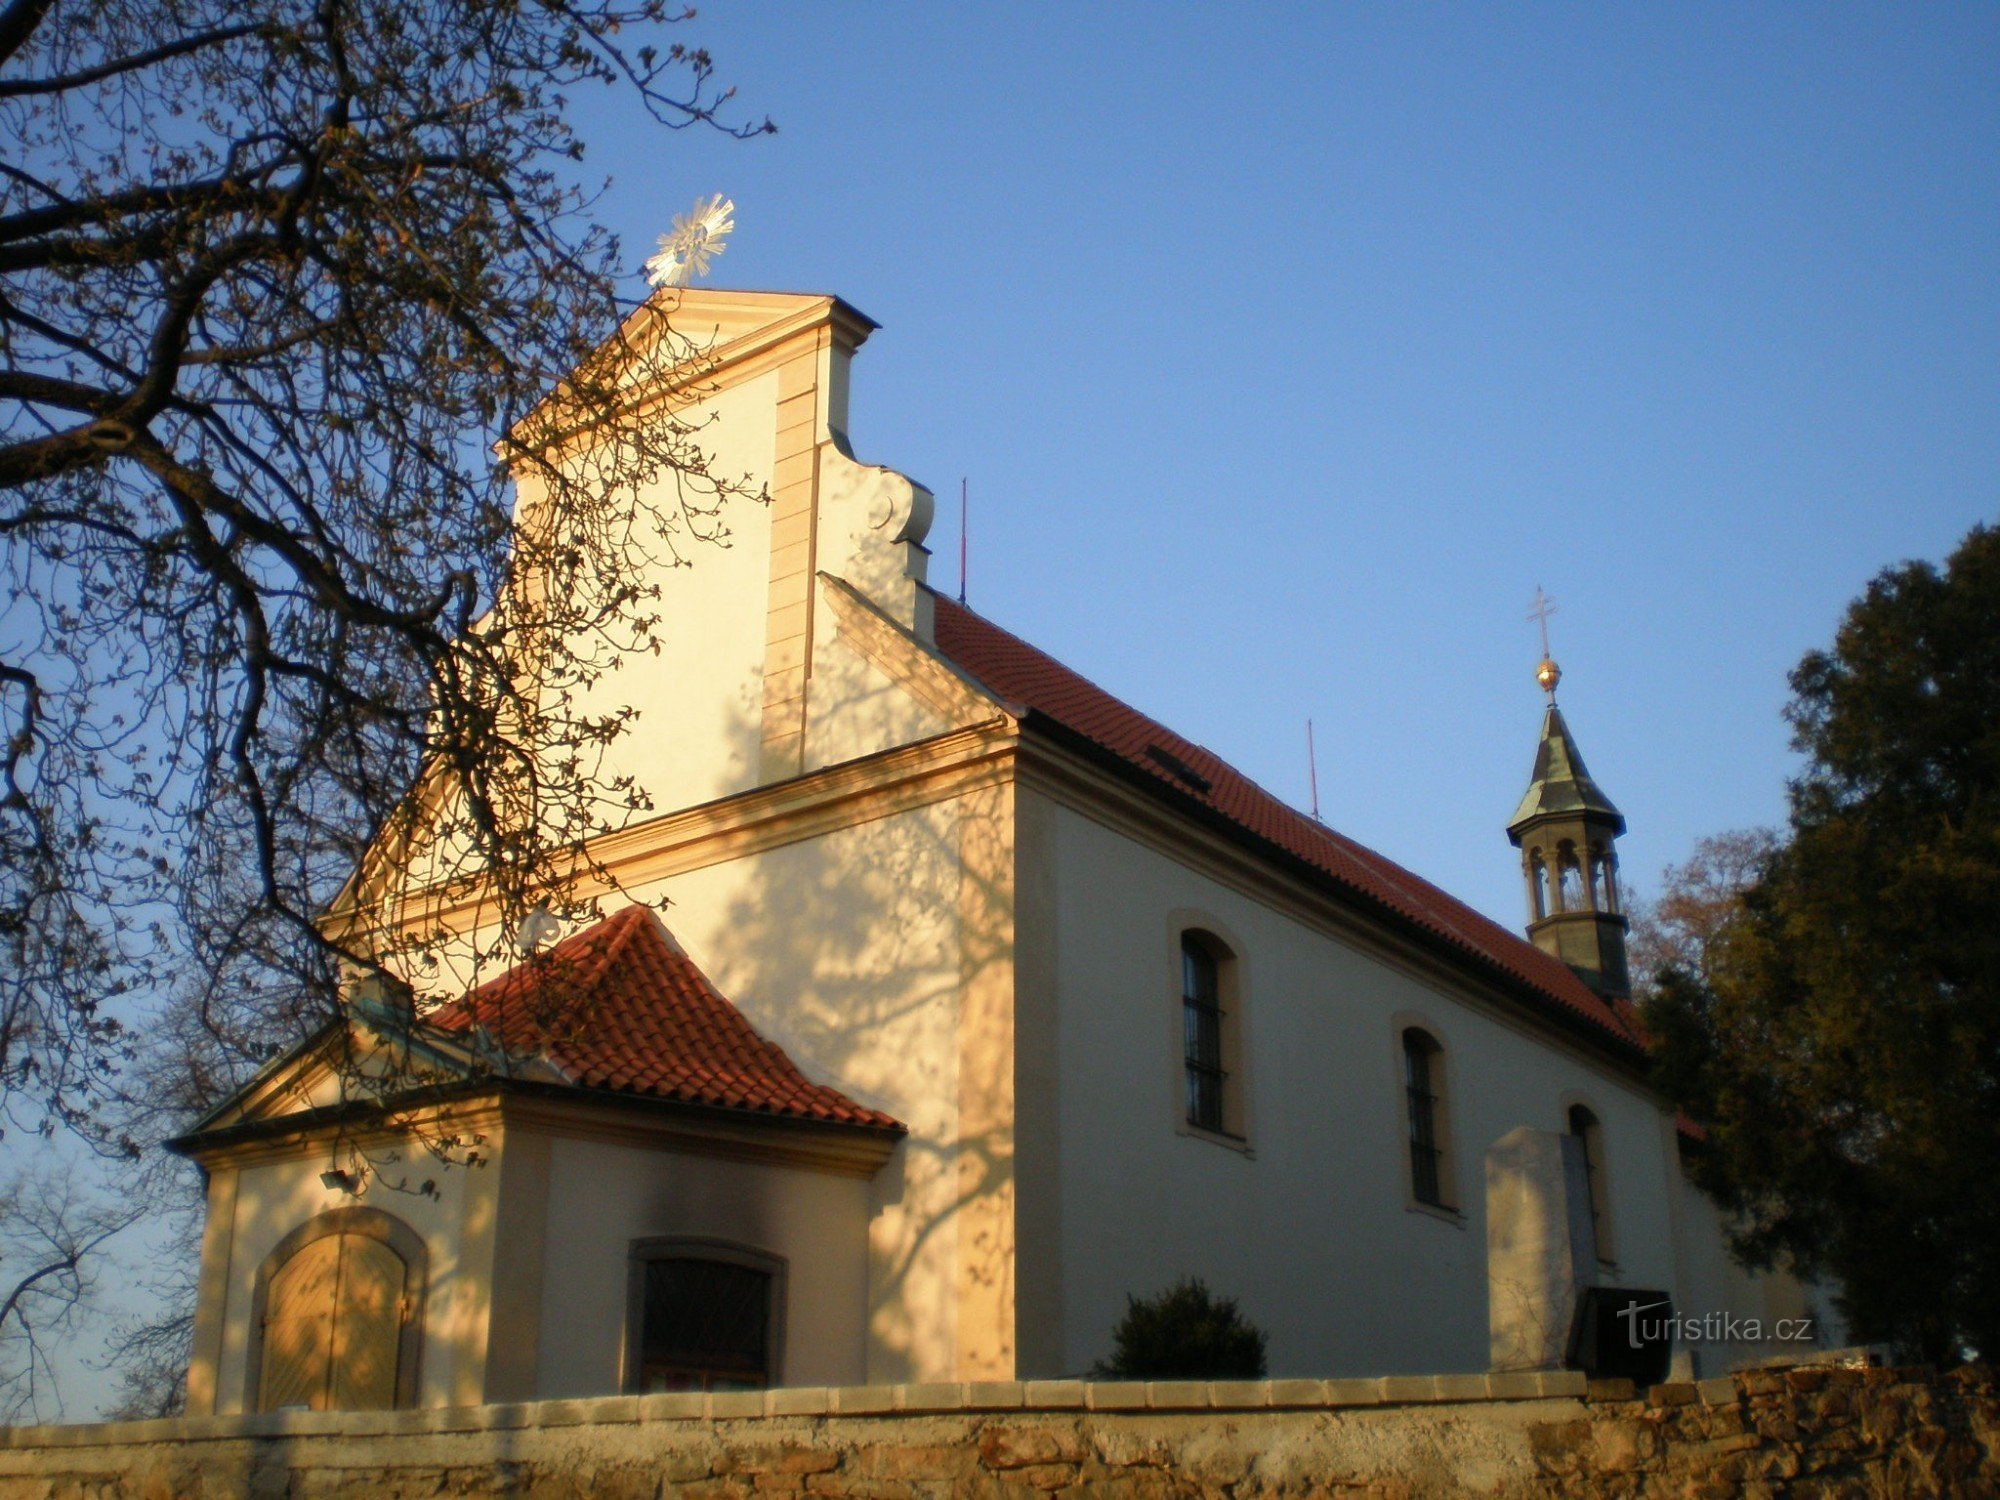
(645, 194, 735, 289)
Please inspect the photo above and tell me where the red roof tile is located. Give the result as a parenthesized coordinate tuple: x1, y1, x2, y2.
(929, 593, 1644, 1057)
(432, 906, 903, 1131)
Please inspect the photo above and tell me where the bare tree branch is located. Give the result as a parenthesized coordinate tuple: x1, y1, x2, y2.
(0, 22, 263, 99)
(0, 0, 54, 72)
(0, 0, 770, 1161)
(0, 1168, 145, 1421)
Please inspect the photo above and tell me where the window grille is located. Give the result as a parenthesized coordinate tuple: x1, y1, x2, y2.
(1182, 937, 1225, 1132)
(637, 1257, 773, 1393)
(1404, 1030, 1444, 1207)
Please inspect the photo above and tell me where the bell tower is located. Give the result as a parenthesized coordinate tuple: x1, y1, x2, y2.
(1506, 592, 1630, 1000)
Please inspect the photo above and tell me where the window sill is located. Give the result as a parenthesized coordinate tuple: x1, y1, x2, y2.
(1405, 1197, 1466, 1229)
(1177, 1120, 1254, 1157)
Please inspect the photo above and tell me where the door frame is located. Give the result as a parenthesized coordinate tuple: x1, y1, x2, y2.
(247, 1205, 427, 1411)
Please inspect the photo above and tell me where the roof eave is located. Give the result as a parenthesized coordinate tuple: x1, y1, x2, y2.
(1015, 708, 1649, 1072)
(165, 1073, 907, 1164)
(1507, 793, 1629, 842)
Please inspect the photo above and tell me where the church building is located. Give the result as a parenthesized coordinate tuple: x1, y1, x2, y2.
(168, 289, 1824, 1415)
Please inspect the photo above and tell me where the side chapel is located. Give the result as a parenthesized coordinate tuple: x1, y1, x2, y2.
(169, 288, 1826, 1414)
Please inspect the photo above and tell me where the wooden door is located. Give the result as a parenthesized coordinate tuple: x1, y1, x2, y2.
(328, 1235, 406, 1409)
(258, 1232, 409, 1412)
(258, 1237, 341, 1411)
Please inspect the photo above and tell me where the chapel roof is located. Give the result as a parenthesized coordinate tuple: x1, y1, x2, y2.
(430, 905, 903, 1132)
(928, 593, 1645, 1056)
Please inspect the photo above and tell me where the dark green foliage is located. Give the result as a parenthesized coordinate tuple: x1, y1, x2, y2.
(1643, 522, 2000, 1365)
(1091, 1277, 1268, 1380)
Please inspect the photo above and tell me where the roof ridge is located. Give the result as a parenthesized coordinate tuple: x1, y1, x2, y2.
(929, 593, 1640, 1057)
(587, 902, 652, 985)
(934, 593, 1453, 901)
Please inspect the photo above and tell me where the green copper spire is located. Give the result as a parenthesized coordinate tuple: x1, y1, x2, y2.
(1507, 705, 1626, 839)
(1507, 595, 1631, 1001)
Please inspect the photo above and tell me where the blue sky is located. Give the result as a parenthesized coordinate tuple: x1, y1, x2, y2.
(33, 3, 2000, 1422)
(572, 4, 1999, 929)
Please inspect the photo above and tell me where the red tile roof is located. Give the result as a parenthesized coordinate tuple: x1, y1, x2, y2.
(431, 906, 903, 1131)
(929, 593, 1645, 1057)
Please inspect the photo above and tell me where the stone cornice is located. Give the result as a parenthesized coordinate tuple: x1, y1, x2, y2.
(511, 290, 877, 449)
(348, 717, 1021, 947)
(0, 1370, 1599, 1448)
(170, 1078, 902, 1179)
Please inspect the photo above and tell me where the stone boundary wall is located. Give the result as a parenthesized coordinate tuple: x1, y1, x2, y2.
(1, 1364, 1993, 1497)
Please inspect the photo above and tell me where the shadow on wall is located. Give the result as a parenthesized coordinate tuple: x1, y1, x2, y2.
(676, 675, 1017, 1384)
(352, 625, 1018, 1386)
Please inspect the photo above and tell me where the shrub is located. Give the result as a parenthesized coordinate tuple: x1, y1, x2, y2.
(1090, 1277, 1268, 1380)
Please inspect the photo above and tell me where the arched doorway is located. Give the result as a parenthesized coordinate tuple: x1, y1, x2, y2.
(252, 1207, 425, 1411)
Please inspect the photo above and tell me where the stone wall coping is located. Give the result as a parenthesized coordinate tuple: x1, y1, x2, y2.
(0, 1372, 1595, 1449)
(0, 1364, 1984, 1498)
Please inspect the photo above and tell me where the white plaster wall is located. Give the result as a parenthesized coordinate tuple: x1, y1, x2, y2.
(800, 623, 954, 776)
(386, 366, 780, 963)
(523, 1131, 872, 1395)
(559, 368, 780, 818)
(208, 1143, 502, 1412)
(624, 791, 988, 1383)
(411, 778, 995, 1385)
(1032, 791, 1687, 1380)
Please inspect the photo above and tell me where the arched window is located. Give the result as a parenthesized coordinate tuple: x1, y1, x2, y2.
(1181, 932, 1228, 1133)
(251, 1208, 424, 1412)
(1527, 849, 1548, 920)
(1402, 1028, 1453, 1210)
(1568, 1104, 1612, 1262)
(1556, 843, 1584, 911)
(626, 1240, 784, 1392)
(1170, 920, 1250, 1145)
(1589, 843, 1611, 910)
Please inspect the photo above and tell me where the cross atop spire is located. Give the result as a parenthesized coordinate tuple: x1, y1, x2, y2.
(1527, 586, 1562, 700)
(1527, 586, 1557, 656)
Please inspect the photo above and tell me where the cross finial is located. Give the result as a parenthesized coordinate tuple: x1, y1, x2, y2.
(1527, 586, 1558, 657)
(1527, 586, 1562, 700)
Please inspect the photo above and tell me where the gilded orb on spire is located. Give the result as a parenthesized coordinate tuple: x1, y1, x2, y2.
(1526, 586, 1561, 700)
